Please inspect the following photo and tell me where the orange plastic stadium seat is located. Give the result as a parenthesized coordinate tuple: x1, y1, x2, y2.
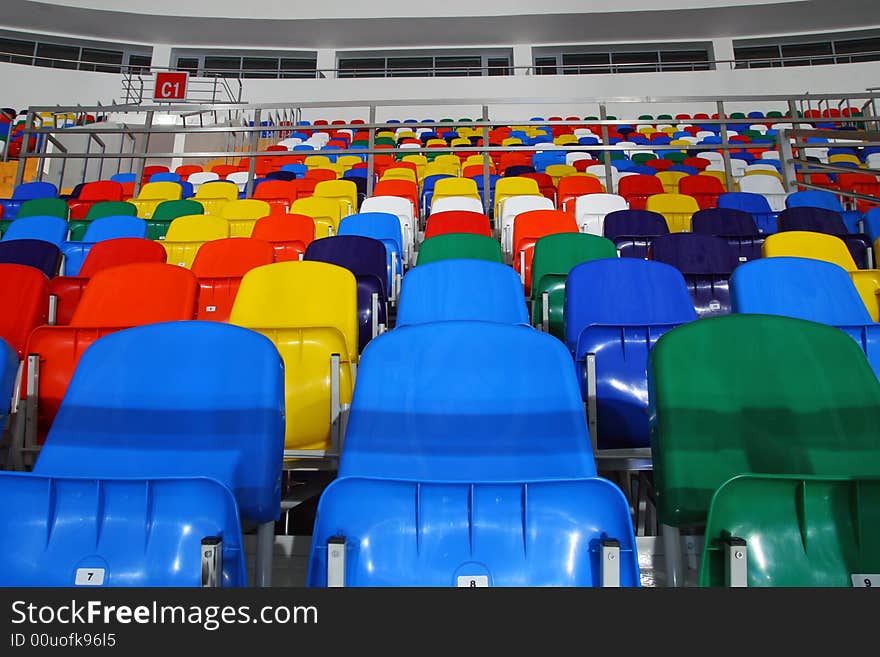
(618, 175, 664, 211)
(557, 176, 604, 215)
(424, 210, 492, 239)
(191, 238, 276, 321)
(512, 209, 578, 294)
(48, 238, 168, 326)
(253, 180, 299, 214)
(252, 213, 316, 261)
(23, 263, 197, 443)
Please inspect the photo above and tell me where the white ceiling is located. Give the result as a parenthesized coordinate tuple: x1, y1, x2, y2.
(1, 0, 879, 49)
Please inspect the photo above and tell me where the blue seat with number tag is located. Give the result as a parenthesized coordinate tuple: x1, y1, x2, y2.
(0, 472, 245, 587)
(307, 477, 639, 587)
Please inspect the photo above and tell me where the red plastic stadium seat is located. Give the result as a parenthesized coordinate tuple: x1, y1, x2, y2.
(0, 263, 48, 358)
(424, 210, 492, 239)
(572, 159, 599, 173)
(211, 164, 239, 179)
(305, 168, 337, 183)
(557, 176, 604, 215)
(48, 238, 168, 326)
(618, 174, 664, 211)
(373, 180, 419, 218)
(253, 180, 299, 214)
(67, 181, 125, 220)
(837, 172, 880, 213)
(523, 173, 556, 202)
(682, 157, 711, 172)
(512, 209, 578, 293)
(679, 175, 725, 210)
(191, 238, 275, 321)
(175, 165, 203, 180)
(646, 159, 674, 172)
(143, 165, 170, 183)
(251, 213, 316, 261)
(24, 263, 197, 442)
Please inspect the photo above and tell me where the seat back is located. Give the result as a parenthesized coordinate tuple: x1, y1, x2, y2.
(2, 215, 68, 247)
(0, 473, 246, 586)
(778, 206, 847, 235)
(739, 174, 787, 212)
(289, 197, 343, 238)
(35, 320, 285, 524)
(339, 321, 596, 481)
(219, 199, 272, 238)
(494, 177, 541, 218)
(162, 214, 230, 268)
(397, 259, 528, 326)
(191, 238, 275, 321)
(417, 233, 503, 265)
(602, 209, 669, 258)
(18, 197, 69, 219)
(253, 180, 298, 214)
(678, 175, 725, 209)
(700, 475, 880, 587)
(557, 175, 604, 214)
(717, 191, 777, 234)
(424, 210, 491, 238)
(62, 216, 149, 276)
(0, 239, 61, 278)
(618, 174, 663, 211)
(574, 193, 628, 235)
(648, 314, 880, 528)
(251, 213, 315, 261)
(762, 230, 856, 270)
(644, 193, 700, 233)
(229, 261, 358, 450)
(0, 263, 48, 357)
(499, 195, 554, 253)
(691, 207, 763, 262)
(530, 233, 617, 337)
(194, 181, 239, 215)
(786, 189, 844, 213)
(511, 209, 578, 292)
(308, 477, 639, 587)
(315, 179, 359, 216)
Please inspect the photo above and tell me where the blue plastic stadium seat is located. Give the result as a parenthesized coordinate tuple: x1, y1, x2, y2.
(691, 207, 764, 263)
(0, 181, 58, 220)
(565, 259, 697, 449)
(34, 321, 285, 525)
(0, 239, 61, 277)
(60, 215, 148, 276)
(0, 337, 17, 429)
(2, 215, 68, 247)
(396, 259, 528, 327)
(307, 477, 639, 587)
(651, 233, 739, 317)
(110, 173, 136, 183)
(0, 473, 246, 586)
(866, 207, 880, 246)
(785, 189, 862, 233)
(731, 256, 880, 378)
(339, 321, 596, 481)
(338, 212, 404, 291)
(718, 191, 777, 234)
(304, 235, 388, 352)
(603, 209, 669, 259)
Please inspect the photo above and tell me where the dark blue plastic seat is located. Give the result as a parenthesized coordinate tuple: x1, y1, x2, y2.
(396, 259, 528, 326)
(731, 256, 880, 378)
(503, 165, 535, 177)
(339, 321, 597, 481)
(0, 181, 58, 220)
(717, 191, 778, 234)
(60, 215, 148, 276)
(785, 189, 862, 233)
(651, 233, 738, 317)
(304, 235, 388, 352)
(602, 209, 669, 259)
(0, 239, 61, 277)
(34, 321, 285, 528)
(691, 208, 764, 263)
(778, 206, 871, 269)
(337, 212, 404, 291)
(1, 215, 68, 247)
(0, 472, 246, 586)
(565, 259, 697, 448)
(307, 476, 639, 587)
(865, 207, 880, 246)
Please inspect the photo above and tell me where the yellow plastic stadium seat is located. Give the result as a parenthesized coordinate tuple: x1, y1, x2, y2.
(638, 127, 656, 136)
(162, 214, 230, 269)
(290, 197, 344, 238)
(657, 171, 688, 195)
(229, 261, 359, 451)
(502, 138, 523, 147)
(426, 138, 448, 148)
(449, 138, 469, 149)
(425, 162, 460, 178)
(494, 177, 541, 219)
(544, 164, 577, 187)
(305, 155, 333, 170)
(661, 126, 677, 135)
(431, 177, 480, 206)
(220, 199, 272, 237)
(337, 155, 363, 170)
(763, 231, 880, 320)
(554, 135, 578, 146)
(128, 182, 182, 219)
(463, 155, 489, 169)
(669, 139, 690, 148)
(314, 179, 359, 216)
(828, 153, 862, 167)
(194, 181, 239, 215)
(376, 130, 396, 141)
(644, 193, 700, 233)
(397, 130, 417, 140)
(402, 154, 428, 182)
(381, 168, 417, 184)
(433, 154, 462, 171)
(744, 169, 783, 182)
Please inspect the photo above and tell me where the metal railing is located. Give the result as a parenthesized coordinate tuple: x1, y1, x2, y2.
(121, 70, 243, 105)
(11, 91, 880, 195)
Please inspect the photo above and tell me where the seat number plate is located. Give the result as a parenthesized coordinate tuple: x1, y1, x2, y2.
(457, 575, 488, 587)
(75, 568, 105, 586)
(851, 574, 879, 587)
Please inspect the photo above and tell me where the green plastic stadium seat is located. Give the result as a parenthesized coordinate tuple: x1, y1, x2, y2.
(417, 233, 503, 266)
(68, 201, 138, 241)
(18, 197, 68, 219)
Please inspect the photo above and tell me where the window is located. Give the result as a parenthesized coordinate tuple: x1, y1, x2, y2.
(174, 50, 318, 78)
(534, 56, 558, 75)
(0, 37, 35, 65)
(612, 51, 659, 73)
(337, 50, 512, 78)
(834, 36, 880, 63)
(176, 58, 199, 74)
(781, 42, 833, 67)
(535, 43, 712, 75)
(388, 57, 434, 77)
(487, 57, 510, 76)
(435, 56, 482, 77)
(35, 43, 78, 69)
(733, 45, 782, 68)
(280, 58, 316, 78)
(735, 31, 880, 67)
(660, 49, 711, 71)
(127, 54, 152, 75)
(204, 56, 241, 76)
(562, 53, 610, 75)
(80, 48, 123, 73)
(338, 57, 384, 78)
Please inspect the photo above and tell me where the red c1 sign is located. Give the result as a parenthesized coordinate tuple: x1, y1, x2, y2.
(153, 71, 188, 101)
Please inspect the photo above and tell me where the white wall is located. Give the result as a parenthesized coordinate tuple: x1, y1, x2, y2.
(1, 58, 878, 120)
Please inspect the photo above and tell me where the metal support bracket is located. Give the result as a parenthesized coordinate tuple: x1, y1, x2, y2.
(201, 537, 223, 588)
(601, 538, 621, 587)
(725, 537, 748, 588)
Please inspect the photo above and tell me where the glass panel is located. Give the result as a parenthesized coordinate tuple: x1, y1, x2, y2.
(242, 57, 278, 78)
(487, 57, 510, 76)
(561, 52, 610, 75)
(659, 49, 711, 71)
(781, 42, 833, 66)
(338, 57, 385, 78)
(79, 48, 123, 73)
(35, 43, 79, 69)
(834, 37, 880, 63)
(176, 57, 199, 74)
(204, 56, 242, 77)
(280, 58, 317, 78)
(733, 45, 782, 68)
(127, 54, 152, 76)
(534, 56, 558, 75)
(611, 51, 659, 73)
(435, 56, 482, 77)
(0, 37, 35, 65)
(387, 57, 433, 77)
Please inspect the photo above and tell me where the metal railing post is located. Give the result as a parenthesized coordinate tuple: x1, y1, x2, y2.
(717, 100, 735, 193)
(481, 105, 491, 227)
(246, 109, 260, 198)
(13, 111, 35, 189)
(598, 103, 613, 193)
(366, 105, 376, 196)
(133, 110, 153, 197)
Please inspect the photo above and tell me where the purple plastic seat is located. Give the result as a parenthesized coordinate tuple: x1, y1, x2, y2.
(778, 206, 870, 269)
(602, 209, 669, 259)
(651, 233, 738, 317)
(691, 208, 764, 263)
(0, 239, 61, 278)
(304, 235, 388, 352)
